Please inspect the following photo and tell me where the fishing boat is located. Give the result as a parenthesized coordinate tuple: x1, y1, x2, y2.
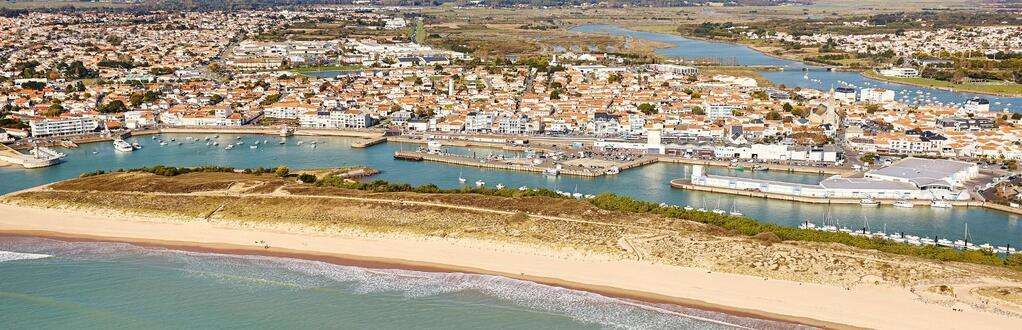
(113, 139, 134, 152)
(930, 200, 952, 209)
(893, 200, 914, 208)
(859, 197, 879, 207)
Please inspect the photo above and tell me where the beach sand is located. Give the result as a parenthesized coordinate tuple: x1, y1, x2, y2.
(1, 203, 1019, 329)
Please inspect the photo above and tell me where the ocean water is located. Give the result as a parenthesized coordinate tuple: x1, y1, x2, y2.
(0, 236, 803, 329)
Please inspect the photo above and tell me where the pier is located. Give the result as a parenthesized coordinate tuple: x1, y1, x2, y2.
(394, 151, 607, 177)
(351, 136, 387, 148)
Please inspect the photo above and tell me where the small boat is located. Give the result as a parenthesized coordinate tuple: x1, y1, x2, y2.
(458, 171, 467, 183)
(930, 200, 952, 209)
(475, 180, 485, 187)
(225, 144, 234, 150)
(859, 198, 879, 207)
(113, 139, 134, 152)
(250, 145, 258, 149)
(893, 200, 914, 208)
(131, 142, 142, 149)
(728, 202, 743, 216)
(297, 141, 304, 146)
(279, 139, 286, 145)
(543, 168, 559, 176)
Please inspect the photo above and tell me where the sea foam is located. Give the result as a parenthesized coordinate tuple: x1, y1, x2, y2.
(0, 236, 810, 329)
(0, 250, 51, 262)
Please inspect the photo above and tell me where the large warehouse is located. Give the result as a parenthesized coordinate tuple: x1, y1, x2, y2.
(864, 157, 979, 190)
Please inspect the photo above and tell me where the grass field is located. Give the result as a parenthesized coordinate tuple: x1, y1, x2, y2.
(863, 71, 1022, 97)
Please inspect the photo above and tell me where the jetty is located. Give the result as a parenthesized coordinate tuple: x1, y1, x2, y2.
(351, 135, 387, 148)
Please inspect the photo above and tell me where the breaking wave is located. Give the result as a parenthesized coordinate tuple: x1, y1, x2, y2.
(0, 236, 810, 329)
(0, 250, 51, 263)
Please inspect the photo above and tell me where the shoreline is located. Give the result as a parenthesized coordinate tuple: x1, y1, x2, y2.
(0, 230, 831, 328)
(0, 201, 1019, 328)
(860, 70, 1022, 98)
(600, 24, 1022, 98)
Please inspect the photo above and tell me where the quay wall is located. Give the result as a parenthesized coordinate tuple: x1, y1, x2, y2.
(670, 179, 1022, 215)
(394, 151, 603, 177)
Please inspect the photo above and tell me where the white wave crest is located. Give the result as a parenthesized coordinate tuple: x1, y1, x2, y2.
(0, 250, 51, 262)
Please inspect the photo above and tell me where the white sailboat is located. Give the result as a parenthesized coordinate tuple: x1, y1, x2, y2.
(728, 200, 742, 216)
(458, 171, 466, 183)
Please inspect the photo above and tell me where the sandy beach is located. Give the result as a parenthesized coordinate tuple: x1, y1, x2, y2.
(2, 202, 1020, 329)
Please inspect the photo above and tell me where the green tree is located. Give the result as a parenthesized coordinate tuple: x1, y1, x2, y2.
(691, 106, 705, 115)
(860, 152, 878, 164)
(765, 110, 781, 120)
(638, 103, 657, 115)
(98, 100, 127, 113)
(274, 166, 290, 178)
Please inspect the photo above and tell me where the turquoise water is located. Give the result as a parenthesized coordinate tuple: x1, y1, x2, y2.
(1, 133, 1021, 247)
(0, 236, 798, 329)
(570, 24, 1022, 112)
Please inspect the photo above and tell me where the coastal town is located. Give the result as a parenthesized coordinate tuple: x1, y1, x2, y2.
(3, 2, 1022, 329)
(4, 8, 1022, 203)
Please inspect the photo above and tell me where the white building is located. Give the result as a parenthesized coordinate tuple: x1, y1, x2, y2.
(704, 103, 735, 120)
(878, 67, 920, 78)
(963, 98, 990, 113)
(859, 88, 895, 103)
(864, 157, 978, 190)
(29, 116, 101, 137)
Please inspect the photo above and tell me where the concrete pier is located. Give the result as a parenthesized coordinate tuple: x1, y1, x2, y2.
(394, 151, 605, 177)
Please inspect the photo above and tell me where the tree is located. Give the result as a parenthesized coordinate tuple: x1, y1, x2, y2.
(274, 166, 290, 178)
(129, 93, 145, 107)
(691, 106, 705, 115)
(209, 94, 224, 105)
(765, 110, 781, 120)
(782, 102, 795, 113)
(549, 89, 561, 100)
(638, 103, 657, 115)
(751, 90, 768, 100)
(98, 100, 127, 113)
(860, 152, 878, 164)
